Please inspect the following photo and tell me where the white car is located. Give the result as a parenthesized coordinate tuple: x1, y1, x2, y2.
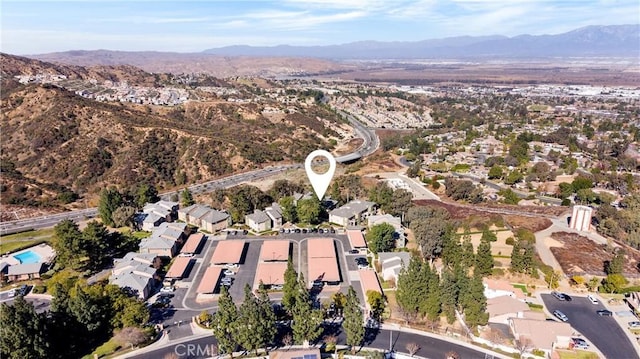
(223, 269, 235, 276)
(224, 263, 239, 269)
(6, 289, 16, 298)
(160, 286, 175, 293)
(587, 294, 598, 304)
(628, 321, 640, 328)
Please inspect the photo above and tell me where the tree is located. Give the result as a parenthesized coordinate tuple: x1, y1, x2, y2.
(487, 165, 503, 180)
(422, 265, 442, 321)
(588, 277, 600, 292)
(459, 273, 488, 329)
(504, 170, 523, 185)
(112, 206, 136, 228)
(234, 285, 263, 354)
(256, 284, 277, 351)
(511, 239, 535, 275)
(180, 188, 195, 207)
(68, 284, 109, 334)
(133, 183, 159, 209)
(366, 223, 396, 254)
(475, 237, 494, 276)
(282, 259, 298, 314)
(410, 218, 450, 261)
(212, 286, 238, 356)
(498, 188, 521, 205)
(545, 270, 561, 290)
(601, 273, 627, 293)
(385, 189, 413, 217)
(605, 249, 625, 275)
(0, 297, 49, 359)
(366, 290, 386, 321)
(114, 327, 147, 348)
(291, 278, 323, 345)
(52, 220, 84, 269)
(269, 179, 304, 201)
(406, 342, 420, 357)
(82, 221, 110, 271)
(343, 286, 365, 353)
(439, 267, 458, 323)
(396, 256, 427, 320)
(514, 337, 533, 357)
(98, 187, 123, 227)
(296, 197, 322, 224)
(279, 196, 297, 223)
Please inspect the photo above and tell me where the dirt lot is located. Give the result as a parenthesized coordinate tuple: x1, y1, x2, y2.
(549, 232, 640, 278)
(413, 199, 555, 232)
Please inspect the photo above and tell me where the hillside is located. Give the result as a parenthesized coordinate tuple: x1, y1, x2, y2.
(28, 51, 350, 77)
(1, 53, 171, 87)
(0, 58, 349, 211)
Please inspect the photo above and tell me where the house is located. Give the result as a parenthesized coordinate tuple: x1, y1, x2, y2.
(178, 204, 230, 233)
(368, 214, 406, 247)
(265, 203, 283, 229)
(377, 252, 411, 284)
(141, 200, 179, 231)
(487, 295, 531, 324)
(329, 200, 376, 227)
(6, 263, 45, 282)
(483, 278, 527, 300)
(509, 318, 573, 354)
(139, 222, 188, 257)
(246, 210, 272, 232)
(110, 252, 158, 300)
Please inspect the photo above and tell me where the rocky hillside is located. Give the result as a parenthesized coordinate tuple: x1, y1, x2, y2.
(1, 58, 348, 210)
(1, 53, 171, 86)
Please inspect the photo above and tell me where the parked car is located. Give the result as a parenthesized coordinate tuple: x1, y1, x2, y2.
(224, 263, 239, 269)
(553, 310, 569, 322)
(271, 284, 283, 291)
(587, 294, 599, 304)
(571, 338, 589, 350)
(596, 310, 613, 316)
(7, 289, 16, 298)
(329, 228, 336, 233)
(563, 293, 573, 301)
(160, 286, 175, 293)
(221, 278, 233, 285)
(223, 269, 235, 276)
(18, 285, 29, 296)
(349, 249, 359, 254)
(628, 321, 640, 328)
(551, 291, 566, 301)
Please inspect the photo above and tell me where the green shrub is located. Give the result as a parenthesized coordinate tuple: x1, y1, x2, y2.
(492, 268, 505, 276)
(531, 348, 545, 356)
(32, 285, 46, 294)
(527, 303, 543, 310)
(619, 286, 640, 294)
(505, 237, 515, 245)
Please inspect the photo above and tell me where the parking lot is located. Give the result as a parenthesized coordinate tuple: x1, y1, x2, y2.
(541, 293, 638, 359)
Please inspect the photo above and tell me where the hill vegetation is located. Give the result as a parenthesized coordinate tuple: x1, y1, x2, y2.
(0, 56, 346, 210)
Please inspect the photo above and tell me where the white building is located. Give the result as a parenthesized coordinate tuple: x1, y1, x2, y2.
(569, 205, 593, 232)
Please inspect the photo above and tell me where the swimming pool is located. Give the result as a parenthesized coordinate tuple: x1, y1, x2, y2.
(13, 251, 42, 264)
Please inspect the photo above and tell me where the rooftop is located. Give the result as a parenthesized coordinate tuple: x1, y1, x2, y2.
(210, 240, 245, 264)
(259, 240, 291, 262)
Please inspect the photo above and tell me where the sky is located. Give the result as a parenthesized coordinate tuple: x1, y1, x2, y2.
(1, 0, 639, 55)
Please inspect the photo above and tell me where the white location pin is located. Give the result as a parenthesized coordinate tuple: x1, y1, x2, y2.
(305, 149, 336, 200)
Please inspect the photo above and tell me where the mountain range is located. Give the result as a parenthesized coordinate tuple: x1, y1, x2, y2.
(201, 24, 640, 59)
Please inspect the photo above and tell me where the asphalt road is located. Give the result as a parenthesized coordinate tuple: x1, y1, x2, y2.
(131, 327, 491, 359)
(0, 165, 299, 236)
(541, 294, 638, 359)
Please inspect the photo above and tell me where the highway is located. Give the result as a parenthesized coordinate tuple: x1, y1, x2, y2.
(0, 165, 300, 236)
(0, 113, 378, 236)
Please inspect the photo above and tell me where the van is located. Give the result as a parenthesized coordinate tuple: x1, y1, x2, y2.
(587, 294, 598, 304)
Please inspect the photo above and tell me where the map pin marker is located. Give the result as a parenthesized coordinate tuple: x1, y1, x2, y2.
(305, 150, 336, 200)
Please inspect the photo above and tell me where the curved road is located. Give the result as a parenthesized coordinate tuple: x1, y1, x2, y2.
(129, 328, 498, 359)
(1, 114, 378, 236)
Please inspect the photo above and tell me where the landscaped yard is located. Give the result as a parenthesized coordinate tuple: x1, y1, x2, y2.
(555, 350, 599, 359)
(0, 228, 55, 253)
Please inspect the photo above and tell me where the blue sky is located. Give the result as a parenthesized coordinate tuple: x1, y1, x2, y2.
(2, 0, 638, 54)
